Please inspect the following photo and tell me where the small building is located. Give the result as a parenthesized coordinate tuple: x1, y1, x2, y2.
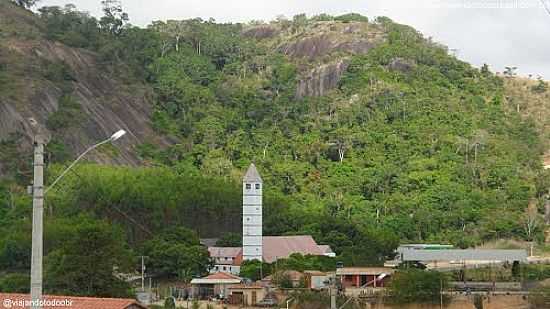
(386, 245, 528, 269)
(228, 283, 266, 306)
(206, 235, 334, 276)
(0, 293, 146, 309)
(190, 272, 242, 300)
(393, 247, 528, 270)
(304, 270, 330, 289)
(337, 267, 394, 289)
(208, 247, 243, 275)
(206, 165, 335, 276)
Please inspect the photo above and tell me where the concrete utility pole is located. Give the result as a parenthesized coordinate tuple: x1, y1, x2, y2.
(440, 277, 443, 309)
(30, 139, 44, 309)
(141, 256, 147, 291)
(28, 130, 126, 307)
(330, 274, 337, 309)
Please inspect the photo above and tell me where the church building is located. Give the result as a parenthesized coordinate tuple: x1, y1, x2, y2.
(208, 164, 334, 275)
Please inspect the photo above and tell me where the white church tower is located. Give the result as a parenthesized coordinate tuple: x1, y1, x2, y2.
(242, 163, 263, 261)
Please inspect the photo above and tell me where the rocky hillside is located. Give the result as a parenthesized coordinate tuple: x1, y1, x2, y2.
(250, 20, 550, 168)
(2, 3, 550, 296)
(503, 76, 550, 165)
(0, 0, 166, 176)
(243, 19, 386, 98)
(1, 2, 548, 248)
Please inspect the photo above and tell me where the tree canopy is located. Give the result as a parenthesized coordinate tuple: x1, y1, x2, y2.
(0, 3, 548, 297)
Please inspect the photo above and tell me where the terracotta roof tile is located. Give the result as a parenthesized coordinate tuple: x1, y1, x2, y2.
(208, 247, 242, 258)
(262, 236, 323, 263)
(204, 272, 242, 280)
(191, 272, 242, 285)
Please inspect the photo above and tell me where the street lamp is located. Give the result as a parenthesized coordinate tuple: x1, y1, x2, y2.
(44, 130, 126, 194)
(110, 129, 127, 141)
(30, 129, 127, 309)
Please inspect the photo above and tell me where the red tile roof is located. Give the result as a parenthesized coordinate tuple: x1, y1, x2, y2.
(204, 272, 242, 280)
(208, 236, 330, 265)
(191, 272, 242, 285)
(262, 236, 324, 263)
(0, 293, 146, 309)
(208, 247, 242, 259)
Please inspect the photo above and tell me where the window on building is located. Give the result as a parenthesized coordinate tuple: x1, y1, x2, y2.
(246, 183, 251, 189)
(255, 184, 260, 189)
(223, 266, 227, 271)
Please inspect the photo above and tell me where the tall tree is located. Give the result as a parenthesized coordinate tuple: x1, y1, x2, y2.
(44, 218, 133, 297)
(99, 0, 128, 36)
(11, 0, 39, 9)
(142, 227, 211, 278)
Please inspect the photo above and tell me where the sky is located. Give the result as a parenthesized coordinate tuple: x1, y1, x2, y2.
(37, 0, 550, 78)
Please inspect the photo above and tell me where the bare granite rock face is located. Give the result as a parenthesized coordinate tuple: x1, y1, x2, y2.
(0, 39, 168, 166)
(274, 22, 382, 97)
(296, 60, 350, 98)
(282, 33, 373, 97)
(284, 33, 374, 98)
(280, 34, 374, 60)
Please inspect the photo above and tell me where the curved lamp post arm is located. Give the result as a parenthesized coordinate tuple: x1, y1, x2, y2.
(44, 130, 126, 194)
(44, 139, 109, 194)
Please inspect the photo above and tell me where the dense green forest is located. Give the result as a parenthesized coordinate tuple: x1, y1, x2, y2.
(1, 0, 549, 296)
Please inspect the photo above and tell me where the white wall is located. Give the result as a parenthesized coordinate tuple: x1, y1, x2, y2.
(243, 180, 262, 261)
